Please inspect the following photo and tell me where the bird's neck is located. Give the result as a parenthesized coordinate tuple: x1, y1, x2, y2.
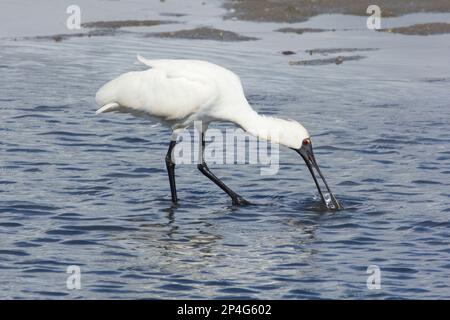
(235, 108, 288, 146)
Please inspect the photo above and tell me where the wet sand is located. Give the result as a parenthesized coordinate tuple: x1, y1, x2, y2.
(30, 24, 257, 43)
(81, 20, 173, 29)
(225, 0, 450, 23)
(18, 1, 450, 43)
(277, 27, 332, 35)
(289, 55, 366, 66)
(33, 29, 118, 42)
(379, 22, 450, 35)
(306, 48, 378, 55)
(144, 27, 258, 41)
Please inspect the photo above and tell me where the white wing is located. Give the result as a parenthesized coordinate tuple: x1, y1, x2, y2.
(96, 56, 219, 122)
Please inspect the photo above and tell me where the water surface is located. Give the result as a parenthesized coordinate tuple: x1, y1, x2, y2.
(1, 9, 450, 299)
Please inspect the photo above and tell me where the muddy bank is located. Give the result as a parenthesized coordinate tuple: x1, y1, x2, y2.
(81, 20, 173, 29)
(29, 20, 175, 42)
(145, 27, 258, 41)
(31, 25, 257, 43)
(277, 27, 332, 35)
(289, 55, 366, 66)
(280, 47, 377, 57)
(422, 77, 450, 83)
(379, 23, 450, 35)
(306, 48, 378, 55)
(225, 0, 450, 23)
(33, 29, 119, 42)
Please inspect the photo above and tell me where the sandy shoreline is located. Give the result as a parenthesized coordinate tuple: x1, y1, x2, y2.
(224, 0, 450, 22)
(379, 22, 450, 35)
(144, 27, 258, 41)
(3, 0, 450, 40)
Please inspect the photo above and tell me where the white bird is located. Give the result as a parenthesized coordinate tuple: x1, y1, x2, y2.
(95, 55, 341, 209)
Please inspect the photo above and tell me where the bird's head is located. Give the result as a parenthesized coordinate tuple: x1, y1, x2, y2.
(292, 136, 342, 210)
(249, 117, 342, 210)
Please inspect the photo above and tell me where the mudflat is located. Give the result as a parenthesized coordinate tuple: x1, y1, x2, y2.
(144, 27, 259, 41)
(225, 0, 450, 22)
(379, 23, 450, 35)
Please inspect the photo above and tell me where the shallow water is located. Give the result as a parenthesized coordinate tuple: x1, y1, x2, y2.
(1, 9, 450, 299)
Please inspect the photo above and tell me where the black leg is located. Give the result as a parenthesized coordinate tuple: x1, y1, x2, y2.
(165, 140, 178, 204)
(197, 133, 250, 205)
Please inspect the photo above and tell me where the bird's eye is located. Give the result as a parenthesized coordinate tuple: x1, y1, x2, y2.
(303, 138, 311, 145)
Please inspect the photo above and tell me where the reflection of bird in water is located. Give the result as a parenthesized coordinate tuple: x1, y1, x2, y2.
(95, 55, 341, 209)
(132, 206, 222, 255)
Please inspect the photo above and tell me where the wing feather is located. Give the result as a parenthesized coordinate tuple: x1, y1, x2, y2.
(129, 57, 218, 121)
(96, 56, 220, 122)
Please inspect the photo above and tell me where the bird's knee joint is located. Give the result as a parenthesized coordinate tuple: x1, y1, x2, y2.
(165, 156, 175, 167)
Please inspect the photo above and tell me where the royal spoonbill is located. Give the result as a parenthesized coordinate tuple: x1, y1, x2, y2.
(95, 55, 342, 210)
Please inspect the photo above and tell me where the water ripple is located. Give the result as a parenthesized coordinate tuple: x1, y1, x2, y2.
(1, 15, 449, 299)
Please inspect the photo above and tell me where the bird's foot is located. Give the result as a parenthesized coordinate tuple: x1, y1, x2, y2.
(232, 195, 251, 206)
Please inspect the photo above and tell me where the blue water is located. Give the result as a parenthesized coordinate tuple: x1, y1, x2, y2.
(1, 16, 450, 299)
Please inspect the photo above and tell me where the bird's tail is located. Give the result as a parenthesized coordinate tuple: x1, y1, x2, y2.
(136, 54, 156, 68)
(96, 102, 120, 114)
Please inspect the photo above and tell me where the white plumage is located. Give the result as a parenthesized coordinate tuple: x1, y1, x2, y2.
(95, 55, 341, 209)
(96, 55, 309, 149)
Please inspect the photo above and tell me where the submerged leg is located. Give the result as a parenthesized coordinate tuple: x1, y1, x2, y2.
(197, 133, 250, 205)
(165, 140, 178, 204)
